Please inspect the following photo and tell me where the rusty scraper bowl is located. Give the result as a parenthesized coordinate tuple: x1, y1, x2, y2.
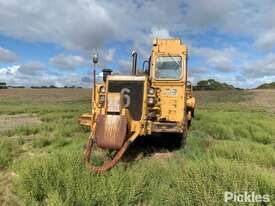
(84, 115, 138, 172)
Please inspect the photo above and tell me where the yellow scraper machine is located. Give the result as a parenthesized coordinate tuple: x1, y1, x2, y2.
(79, 38, 195, 172)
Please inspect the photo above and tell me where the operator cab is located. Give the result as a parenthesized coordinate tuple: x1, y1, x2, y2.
(146, 38, 187, 83)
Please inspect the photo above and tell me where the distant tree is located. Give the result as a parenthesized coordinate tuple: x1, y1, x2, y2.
(0, 82, 8, 89)
(194, 79, 236, 90)
(256, 82, 275, 89)
(12, 86, 25, 88)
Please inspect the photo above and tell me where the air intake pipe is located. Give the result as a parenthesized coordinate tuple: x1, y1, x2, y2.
(102, 69, 112, 81)
(132, 50, 137, 75)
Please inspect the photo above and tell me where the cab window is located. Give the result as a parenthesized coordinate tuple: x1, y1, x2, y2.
(155, 56, 182, 79)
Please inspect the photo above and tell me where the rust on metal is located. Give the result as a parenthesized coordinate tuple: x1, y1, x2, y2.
(79, 113, 93, 127)
(151, 122, 183, 133)
(95, 114, 127, 149)
(107, 93, 121, 113)
(84, 132, 139, 173)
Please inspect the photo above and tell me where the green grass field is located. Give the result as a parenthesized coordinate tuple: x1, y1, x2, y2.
(0, 89, 274, 205)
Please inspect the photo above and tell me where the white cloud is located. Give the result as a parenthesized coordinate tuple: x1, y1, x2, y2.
(188, 72, 240, 88)
(117, 59, 132, 74)
(104, 48, 116, 62)
(18, 61, 45, 75)
(236, 76, 275, 89)
(0, 65, 20, 75)
(133, 27, 173, 58)
(0, 64, 91, 87)
(49, 54, 86, 70)
(255, 29, 275, 50)
(185, 0, 239, 31)
(189, 52, 275, 88)
(0, 46, 17, 63)
(241, 53, 275, 78)
(149, 27, 171, 40)
(183, 0, 275, 52)
(189, 67, 208, 76)
(191, 46, 241, 72)
(1, 0, 275, 88)
(0, 0, 115, 51)
(0, 0, 184, 52)
(81, 76, 91, 83)
(184, 0, 275, 35)
(0, 0, 275, 51)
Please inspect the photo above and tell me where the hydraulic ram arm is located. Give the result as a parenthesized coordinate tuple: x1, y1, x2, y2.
(84, 131, 139, 173)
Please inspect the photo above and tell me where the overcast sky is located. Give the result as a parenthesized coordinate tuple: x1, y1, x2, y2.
(0, 0, 275, 88)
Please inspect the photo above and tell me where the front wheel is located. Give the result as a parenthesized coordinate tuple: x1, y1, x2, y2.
(175, 132, 187, 148)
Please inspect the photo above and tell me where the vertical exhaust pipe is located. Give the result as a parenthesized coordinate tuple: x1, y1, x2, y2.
(132, 50, 137, 75)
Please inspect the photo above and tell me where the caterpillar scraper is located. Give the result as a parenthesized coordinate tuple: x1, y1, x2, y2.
(79, 38, 195, 172)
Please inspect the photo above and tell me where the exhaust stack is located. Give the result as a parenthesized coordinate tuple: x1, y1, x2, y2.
(132, 50, 137, 75)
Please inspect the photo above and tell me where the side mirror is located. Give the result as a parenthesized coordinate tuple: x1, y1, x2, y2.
(92, 53, 98, 65)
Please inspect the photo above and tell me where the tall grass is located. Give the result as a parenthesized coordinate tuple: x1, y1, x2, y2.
(0, 139, 14, 167)
(191, 110, 275, 144)
(1, 89, 274, 205)
(14, 147, 275, 205)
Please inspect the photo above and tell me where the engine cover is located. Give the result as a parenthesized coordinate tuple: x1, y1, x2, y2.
(108, 80, 144, 120)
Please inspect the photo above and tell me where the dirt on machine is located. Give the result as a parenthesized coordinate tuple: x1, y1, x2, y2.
(79, 38, 196, 172)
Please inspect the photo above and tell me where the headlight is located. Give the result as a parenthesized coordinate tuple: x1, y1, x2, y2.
(148, 87, 155, 95)
(99, 95, 105, 103)
(99, 86, 106, 93)
(147, 97, 154, 105)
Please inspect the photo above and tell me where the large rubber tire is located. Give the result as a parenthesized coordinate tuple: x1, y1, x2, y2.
(157, 133, 186, 149)
(175, 132, 187, 148)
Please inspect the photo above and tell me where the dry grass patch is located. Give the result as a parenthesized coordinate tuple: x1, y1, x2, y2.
(0, 114, 41, 132)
